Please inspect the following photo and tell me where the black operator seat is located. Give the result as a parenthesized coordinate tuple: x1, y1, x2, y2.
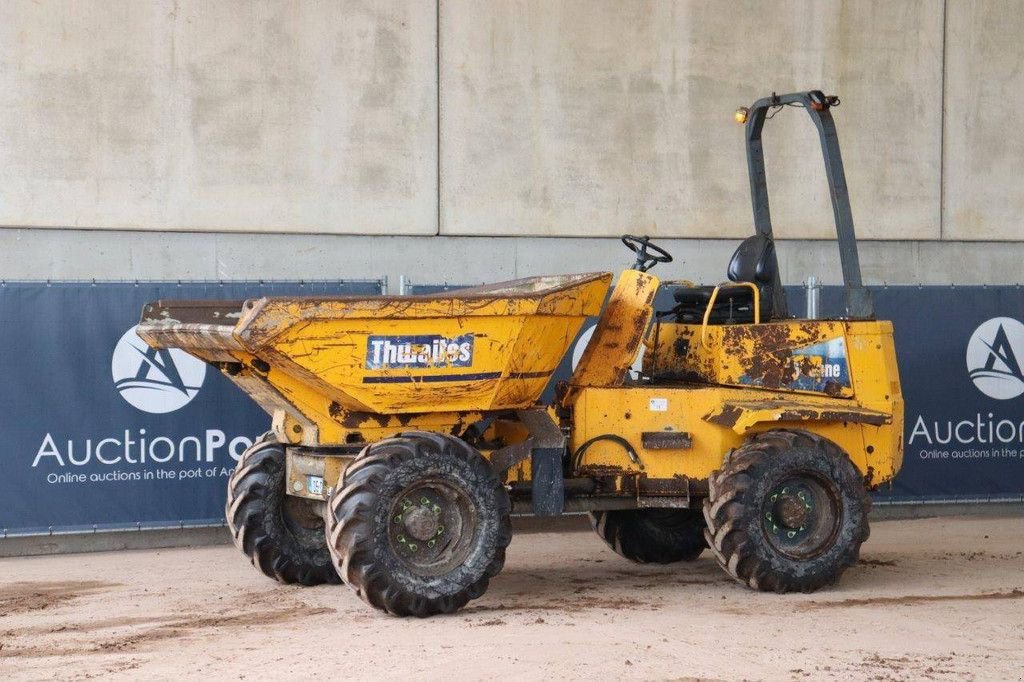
(671, 234, 776, 324)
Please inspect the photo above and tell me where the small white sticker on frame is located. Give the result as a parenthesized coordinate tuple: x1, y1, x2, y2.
(649, 398, 668, 412)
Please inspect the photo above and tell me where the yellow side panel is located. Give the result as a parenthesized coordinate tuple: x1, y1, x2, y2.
(570, 385, 902, 487)
(567, 270, 659, 395)
(646, 320, 855, 398)
(267, 315, 523, 413)
(845, 321, 904, 479)
(492, 314, 589, 407)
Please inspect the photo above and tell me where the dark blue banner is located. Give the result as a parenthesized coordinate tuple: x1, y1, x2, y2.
(3, 280, 1020, 537)
(788, 285, 1024, 503)
(0, 281, 382, 536)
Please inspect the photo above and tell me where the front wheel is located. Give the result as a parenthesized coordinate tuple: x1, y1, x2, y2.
(703, 430, 870, 593)
(225, 438, 340, 586)
(326, 432, 512, 617)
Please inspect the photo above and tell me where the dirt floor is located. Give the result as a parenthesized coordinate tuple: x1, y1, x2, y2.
(0, 515, 1022, 681)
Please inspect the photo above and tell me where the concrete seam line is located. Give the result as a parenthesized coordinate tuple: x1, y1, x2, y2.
(435, 0, 442, 237)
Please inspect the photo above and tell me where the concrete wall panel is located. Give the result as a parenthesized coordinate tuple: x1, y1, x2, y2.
(4, 228, 1022, 288)
(0, 0, 437, 234)
(439, 0, 943, 240)
(943, 0, 1024, 241)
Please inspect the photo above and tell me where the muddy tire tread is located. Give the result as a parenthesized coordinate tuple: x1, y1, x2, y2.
(703, 429, 871, 594)
(327, 432, 511, 617)
(225, 438, 340, 586)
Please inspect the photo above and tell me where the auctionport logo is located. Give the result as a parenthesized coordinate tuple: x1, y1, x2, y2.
(966, 317, 1024, 401)
(111, 326, 206, 413)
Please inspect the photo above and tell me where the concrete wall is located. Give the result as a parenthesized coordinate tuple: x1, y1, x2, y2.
(440, 0, 942, 239)
(0, 0, 437, 234)
(943, 0, 1024, 241)
(3, 229, 1023, 288)
(0, 0, 1021, 286)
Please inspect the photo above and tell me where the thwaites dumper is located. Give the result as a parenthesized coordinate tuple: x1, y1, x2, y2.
(138, 91, 903, 616)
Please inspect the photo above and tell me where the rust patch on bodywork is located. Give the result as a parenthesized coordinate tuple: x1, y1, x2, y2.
(575, 464, 626, 477)
(340, 411, 391, 429)
(777, 409, 887, 426)
(644, 320, 855, 399)
(704, 399, 891, 434)
(707, 404, 745, 429)
(731, 324, 797, 389)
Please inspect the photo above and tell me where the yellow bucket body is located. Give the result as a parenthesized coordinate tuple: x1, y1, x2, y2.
(138, 273, 611, 444)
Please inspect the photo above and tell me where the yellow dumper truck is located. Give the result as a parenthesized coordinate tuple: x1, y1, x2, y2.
(138, 91, 903, 616)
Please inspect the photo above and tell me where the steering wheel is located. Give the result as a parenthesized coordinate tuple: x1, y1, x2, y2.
(621, 235, 673, 272)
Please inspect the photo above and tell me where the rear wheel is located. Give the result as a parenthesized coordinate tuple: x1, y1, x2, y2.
(326, 432, 511, 616)
(703, 430, 870, 593)
(589, 508, 707, 563)
(225, 437, 340, 586)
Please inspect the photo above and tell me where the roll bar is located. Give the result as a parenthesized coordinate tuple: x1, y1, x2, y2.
(742, 90, 873, 319)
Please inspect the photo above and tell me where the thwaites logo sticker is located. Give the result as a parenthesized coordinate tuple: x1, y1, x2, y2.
(739, 336, 850, 393)
(365, 335, 474, 370)
(789, 337, 850, 391)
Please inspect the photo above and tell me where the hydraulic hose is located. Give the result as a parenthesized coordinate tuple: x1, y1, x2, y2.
(571, 434, 644, 472)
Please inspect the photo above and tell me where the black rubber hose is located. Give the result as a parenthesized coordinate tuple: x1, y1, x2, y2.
(571, 434, 643, 471)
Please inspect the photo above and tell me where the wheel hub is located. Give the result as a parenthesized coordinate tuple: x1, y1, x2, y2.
(282, 494, 325, 533)
(403, 505, 439, 541)
(762, 475, 839, 560)
(774, 494, 810, 529)
(388, 482, 474, 574)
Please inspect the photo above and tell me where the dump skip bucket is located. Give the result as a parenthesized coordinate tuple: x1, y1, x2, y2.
(139, 272, 611, 415)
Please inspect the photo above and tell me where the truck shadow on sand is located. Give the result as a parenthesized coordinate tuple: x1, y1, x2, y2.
(466, 556, 733, 614)
(465, 549, 1024, 617)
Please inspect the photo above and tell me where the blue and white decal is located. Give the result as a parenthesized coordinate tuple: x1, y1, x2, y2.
(365, 334, 474, 370)
(790, 336, 850, 391)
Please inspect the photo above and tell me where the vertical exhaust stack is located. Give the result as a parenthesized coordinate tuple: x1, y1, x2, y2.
(805, 276, 821, 320)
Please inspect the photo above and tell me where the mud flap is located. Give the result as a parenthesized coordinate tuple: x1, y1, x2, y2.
(530, 448, 564, 516)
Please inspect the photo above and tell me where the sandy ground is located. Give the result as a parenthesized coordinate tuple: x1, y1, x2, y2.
(0, 516, 1022, 682)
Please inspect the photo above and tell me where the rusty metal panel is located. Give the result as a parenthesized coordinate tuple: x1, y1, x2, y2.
(703, 400, 890, 433)
(285, 448, 356, 501)
(646, 319, 856, 398)
(566, 270, 658, 398)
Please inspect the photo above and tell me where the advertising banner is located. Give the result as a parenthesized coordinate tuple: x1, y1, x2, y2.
(3, 280, 1020, 537)
(792, 285, 1024, 503)
(0, 281, 382, 536)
